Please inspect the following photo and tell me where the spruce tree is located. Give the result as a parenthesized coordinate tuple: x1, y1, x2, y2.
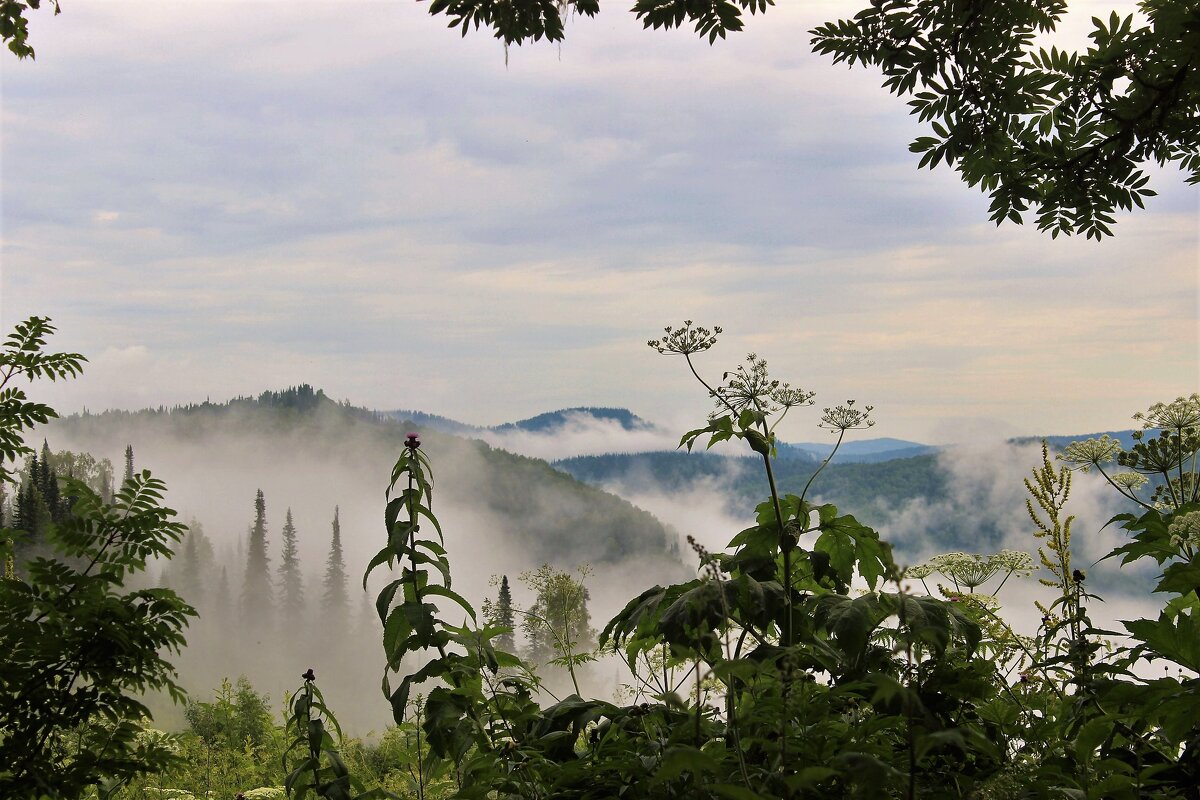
(37, 441, 64, 523)
(322, 506, 348, 622)
(176, 520, 212, 610)
(494, 575, 516, 652)
(20, 451, 39, 536)
(277, 507, 304, 627)
(241, 489, 272, 622)
(123, 445, 134, 484)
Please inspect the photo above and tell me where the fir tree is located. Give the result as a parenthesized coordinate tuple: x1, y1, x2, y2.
(20, 450, 39, 535)
(38, 441, 60, 521)
(241, 489, 273, 621)
(322, 506, 348, 622)
(489, 575, 516, 652)
(123, 444, 134, 484)
(277, 507, 304, 627)
(176, 520, 212, 610)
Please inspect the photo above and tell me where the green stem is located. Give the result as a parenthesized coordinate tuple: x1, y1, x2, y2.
(798, 428, 847, 507)
(1094, 465, 1155, 512)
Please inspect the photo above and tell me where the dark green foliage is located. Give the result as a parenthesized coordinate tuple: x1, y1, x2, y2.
(0, 470, 196, 797)
(809, 0, 1200, 239)
(284, 671, 392, 800)
(0, 317, 84, 487)
(0, 0, 58, 58)
(123, 444, 134, 485)
(185, 676, 277, 751)
(1, 318, 191, 797)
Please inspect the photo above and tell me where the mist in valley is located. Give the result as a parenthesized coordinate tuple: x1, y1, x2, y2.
(567, 425, 1164, 648)
(36, 401, 690, 735)
(18, 400, 1173, 737)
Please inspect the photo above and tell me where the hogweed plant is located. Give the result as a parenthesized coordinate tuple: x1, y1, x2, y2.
(250, 326, 1200, 799)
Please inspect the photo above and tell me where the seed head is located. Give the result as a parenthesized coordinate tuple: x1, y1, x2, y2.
(819, 400, 875, 432)
(647, 321, 722, 356)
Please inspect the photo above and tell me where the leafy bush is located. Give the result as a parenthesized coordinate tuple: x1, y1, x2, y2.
(0, 318, 196, 799)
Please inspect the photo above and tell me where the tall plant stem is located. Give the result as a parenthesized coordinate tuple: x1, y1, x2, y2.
(798, 428, 847, 508)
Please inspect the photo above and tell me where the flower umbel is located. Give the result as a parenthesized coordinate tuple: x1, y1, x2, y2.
(1134, 394, 1200, 432)
(1059, 435, 1122, 472)
(908, 550, 1033, 592)
(1168, 511, 1200, 549)
(1111, 471, 1149, 491)
(819, 400, 875, 432)
(647, 321, 722, 356)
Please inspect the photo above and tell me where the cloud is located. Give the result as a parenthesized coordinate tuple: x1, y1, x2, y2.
(478, 412, 680, 461)
(1, 0, 1194, 442)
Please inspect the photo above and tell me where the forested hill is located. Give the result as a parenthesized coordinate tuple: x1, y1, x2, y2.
(50, 387, 679, 568)
(381, 406, 654, 435)
(494, 407, 653, 432)
(553, 450, 947, 530)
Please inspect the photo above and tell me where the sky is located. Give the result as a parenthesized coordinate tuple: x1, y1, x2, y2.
(2, 0, 1197, 445)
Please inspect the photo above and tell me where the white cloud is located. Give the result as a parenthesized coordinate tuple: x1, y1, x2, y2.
(478, 412, 679, 461)
(1, 0, 1194, 440)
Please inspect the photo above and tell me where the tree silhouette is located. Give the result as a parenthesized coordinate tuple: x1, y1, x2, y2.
(278, 507, 304, 628)
(322, 506, 348, 624)
(240, 489, 272, 624)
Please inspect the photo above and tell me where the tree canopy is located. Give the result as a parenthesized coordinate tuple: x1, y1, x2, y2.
(427, 0, 1197, 240)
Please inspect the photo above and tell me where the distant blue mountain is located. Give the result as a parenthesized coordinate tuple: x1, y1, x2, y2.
(779, 438, 940, 463)
(381, 406, 655, 436)
(1009, 430, 1140, 450)
(383, 405, 1139, 467)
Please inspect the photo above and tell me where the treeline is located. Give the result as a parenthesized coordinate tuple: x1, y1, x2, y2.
(0, 441, 117, 563)
(55, 391, 679, 568)
(553, 450, 948, 528)
(77, 384, 382, 425)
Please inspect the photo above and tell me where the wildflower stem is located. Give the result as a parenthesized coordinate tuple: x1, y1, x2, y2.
(798, 427, 847, 507)
(1094, 465, 1155, 512)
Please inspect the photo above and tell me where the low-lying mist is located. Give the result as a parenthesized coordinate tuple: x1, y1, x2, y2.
(582, 436, 1162, 643)
(42, 403, 689, 734)
(34, 401, 1168, 735)
(477, 411, 680, 461)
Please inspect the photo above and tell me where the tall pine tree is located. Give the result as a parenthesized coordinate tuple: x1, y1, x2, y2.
(322, 506, 348, 623)
(241, 489, 273, 623)
(122, 445, 134, 484)
(277, 508, 304, 628)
